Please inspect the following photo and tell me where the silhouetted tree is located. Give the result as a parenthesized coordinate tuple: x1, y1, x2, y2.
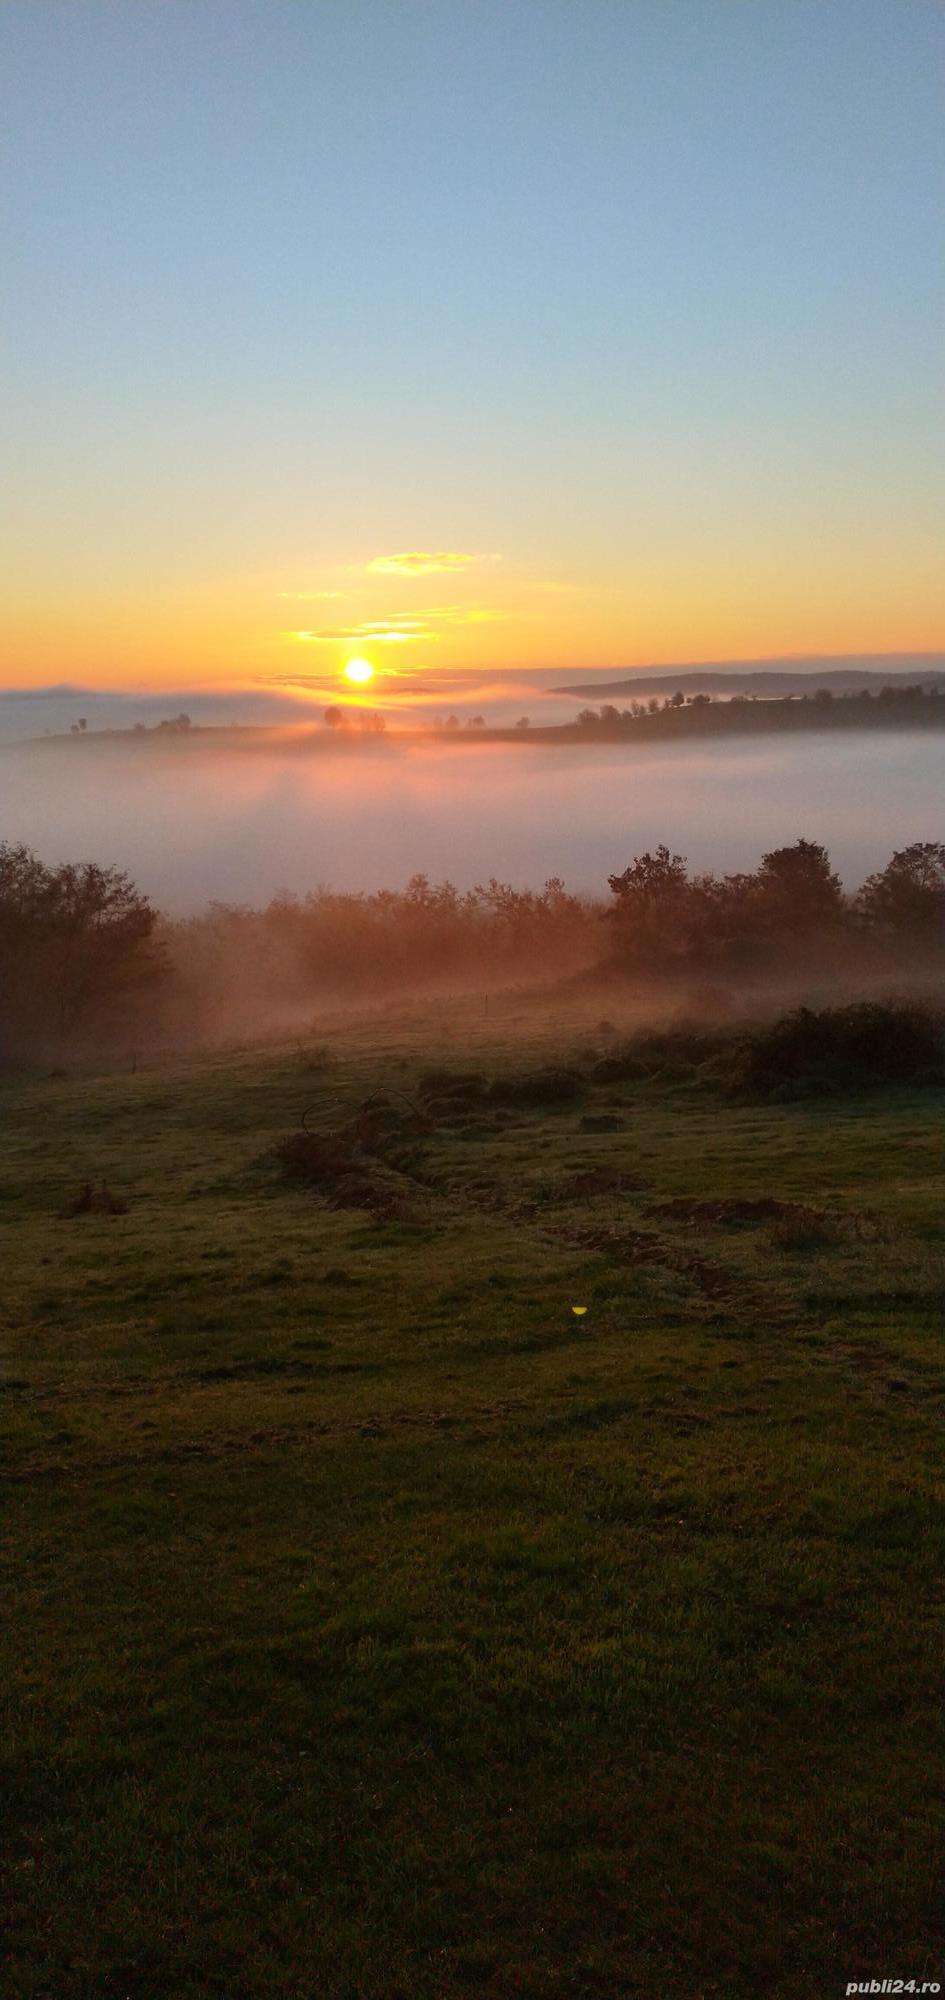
(0, 844, 161, 1056)
(606, 846, 693, 972)
(604, 838, 858, 981)
(756, 840, 845, 939)
(324, 707, 344, 730)
(857, 843, 945, 951)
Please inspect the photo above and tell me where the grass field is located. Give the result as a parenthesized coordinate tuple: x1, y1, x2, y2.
(3, 998, 944, 1999)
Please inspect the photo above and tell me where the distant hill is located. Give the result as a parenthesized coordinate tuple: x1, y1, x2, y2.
(552, 657, 945, 699)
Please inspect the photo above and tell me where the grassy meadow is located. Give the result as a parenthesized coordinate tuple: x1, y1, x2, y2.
(2, 996, 944, 1999)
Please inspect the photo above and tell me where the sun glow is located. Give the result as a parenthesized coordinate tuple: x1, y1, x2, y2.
(344, 657, 375, 685)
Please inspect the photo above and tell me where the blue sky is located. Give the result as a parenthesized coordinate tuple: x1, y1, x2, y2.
(2, 0, 943, 695)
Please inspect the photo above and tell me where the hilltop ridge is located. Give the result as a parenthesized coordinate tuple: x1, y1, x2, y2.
(552, 658, 945, 699)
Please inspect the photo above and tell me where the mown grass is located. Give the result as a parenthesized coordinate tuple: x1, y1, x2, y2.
(2, 1001, 944, 1998)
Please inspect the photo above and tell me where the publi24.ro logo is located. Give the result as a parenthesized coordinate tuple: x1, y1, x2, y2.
(845, 1983, 941, 1996)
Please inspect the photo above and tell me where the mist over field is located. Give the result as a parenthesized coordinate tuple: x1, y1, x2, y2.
(3, 729, 943, 912)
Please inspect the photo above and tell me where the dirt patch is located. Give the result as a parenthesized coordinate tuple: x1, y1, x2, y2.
(552, 1167, 645, 1202)
(272, 1129, 415, 1219)
(574, 1222, 669, 1269)
(646, 1195, 885, 1246)
(352, 1097, 432, 1148)
(276, 1130, 361, 1181)
(59, 1181, 129, 1219)
(646, 1196, 805, 1227)
(333, 1175, 415, 1220)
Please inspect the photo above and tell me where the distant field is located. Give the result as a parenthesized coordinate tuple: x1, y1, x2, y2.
(3, 1000, 944, 1999)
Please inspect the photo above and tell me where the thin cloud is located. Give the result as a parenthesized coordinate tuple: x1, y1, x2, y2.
(288, 625, 434, 645)
(0, 681, 94, 698)
(367, 551, 500, 576)
(286, 605, 503, 645)
(413, 604, 503, 626)
(264, 672, 356, 690)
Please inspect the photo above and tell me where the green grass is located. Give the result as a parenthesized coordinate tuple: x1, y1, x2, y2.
(2, 1004, 944, 1998)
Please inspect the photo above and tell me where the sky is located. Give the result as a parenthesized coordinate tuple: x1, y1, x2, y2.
(2, 0, 943, 714)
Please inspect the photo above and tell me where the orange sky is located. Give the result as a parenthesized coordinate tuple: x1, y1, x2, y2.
(5, 535, 944, 704)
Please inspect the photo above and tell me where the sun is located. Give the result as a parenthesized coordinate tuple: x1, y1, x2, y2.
(344, 657, 375, 685)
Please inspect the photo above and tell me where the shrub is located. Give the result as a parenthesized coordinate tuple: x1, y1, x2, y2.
(488, 1067, 585, 1104)
(741, 1002, 945, 1098)
(593, 1027, 743, 1086)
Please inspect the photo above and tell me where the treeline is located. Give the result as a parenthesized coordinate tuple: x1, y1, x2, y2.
(161, 877, 596, 1042)
(2, 839, 945, 1060)
(604, 839, 945, 980)
(570, 684, 945, 739)
(0, 858, 596, 1057)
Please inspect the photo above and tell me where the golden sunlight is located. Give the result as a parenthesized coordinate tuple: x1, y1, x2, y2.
(344, 657, 375, 685)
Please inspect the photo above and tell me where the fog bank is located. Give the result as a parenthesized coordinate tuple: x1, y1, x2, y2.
(2, 731, 943, 913)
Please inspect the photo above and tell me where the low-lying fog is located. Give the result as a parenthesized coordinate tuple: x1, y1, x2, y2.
(3, 731, 943, 911)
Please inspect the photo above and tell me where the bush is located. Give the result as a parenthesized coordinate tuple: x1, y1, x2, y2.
(593, 1027, 742, 1086)
(741, 1002, 945, 1098)
(488, 1067, 585, 1105)
(591, 1053, 648, 1083)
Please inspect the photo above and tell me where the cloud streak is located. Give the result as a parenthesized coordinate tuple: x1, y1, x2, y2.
(289, 626, 427, 645)
(367, 551, 500, 576)
(287, 605, 504, 646)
